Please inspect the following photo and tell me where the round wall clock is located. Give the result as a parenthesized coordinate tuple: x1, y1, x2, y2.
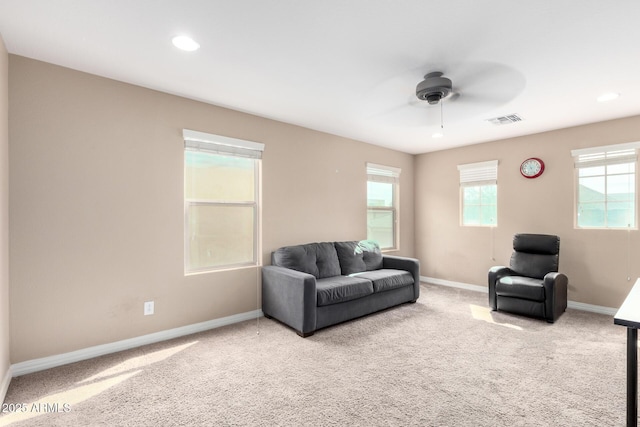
(520, 158, 545, 179)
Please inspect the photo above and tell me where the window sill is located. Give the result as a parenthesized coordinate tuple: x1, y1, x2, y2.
(185, 263, 261, 276)
(574, 226, 638, 231)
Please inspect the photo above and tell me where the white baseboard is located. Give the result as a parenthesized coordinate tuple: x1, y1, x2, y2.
(11, 309, 263, 377)
(1, 365, 11, 404)
(422, 276, 618, 316)
(566, 300, 617, 316)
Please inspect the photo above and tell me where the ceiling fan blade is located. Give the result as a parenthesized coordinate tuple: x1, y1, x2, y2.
(369, 103, 441, 127)
(451, 61, 526, 105)
(361, 69, 425, 118)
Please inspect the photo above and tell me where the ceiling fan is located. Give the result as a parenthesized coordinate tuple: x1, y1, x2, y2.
(365, 63, 525, 127)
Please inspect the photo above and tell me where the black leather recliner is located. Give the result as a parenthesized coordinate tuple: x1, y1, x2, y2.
(488, 234, 568, 323)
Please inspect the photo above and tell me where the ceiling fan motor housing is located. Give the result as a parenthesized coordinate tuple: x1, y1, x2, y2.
(416, 72, 452, 104)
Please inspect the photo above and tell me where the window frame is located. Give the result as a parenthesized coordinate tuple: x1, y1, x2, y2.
(183, 129, 264, 274)
(366, 163, 400, 251)
(572, 142, 639, 230)
(457, 160, 498, 227)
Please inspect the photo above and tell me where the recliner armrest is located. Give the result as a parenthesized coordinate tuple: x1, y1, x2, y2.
(383, 255, 420, 301)
(543, 272, 568, 322)
(543, 271, 567, 288)
(262, 266, 317, 336)
(488, 266, 515, 310)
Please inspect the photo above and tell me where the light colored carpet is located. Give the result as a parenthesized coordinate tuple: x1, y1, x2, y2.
(0, 283, 628, 426)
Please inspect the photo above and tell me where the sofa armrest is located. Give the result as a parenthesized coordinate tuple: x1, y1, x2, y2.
(261, 265, 317, 336)
(488, 266, 514, 310)
(383, 255, 420, 301)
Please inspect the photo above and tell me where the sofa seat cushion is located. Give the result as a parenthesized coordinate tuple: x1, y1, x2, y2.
(496, 276, 545, 301)
(351, 269, 414, 293)
(316, 276, 374, 306)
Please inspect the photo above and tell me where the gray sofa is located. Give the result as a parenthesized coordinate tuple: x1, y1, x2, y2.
(261, 240, 420, 337)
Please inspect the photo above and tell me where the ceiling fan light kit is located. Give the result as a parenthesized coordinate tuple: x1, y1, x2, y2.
(415, 71, 453, 138)
(415, 71, 452, 105)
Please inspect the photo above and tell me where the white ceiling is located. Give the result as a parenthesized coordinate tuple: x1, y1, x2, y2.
(1, 1, 639, 154)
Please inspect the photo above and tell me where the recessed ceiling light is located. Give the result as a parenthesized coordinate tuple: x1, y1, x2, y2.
(172, 36, 200, 52)
(432, 132, 444, 139)
(597, 92, 620, 102)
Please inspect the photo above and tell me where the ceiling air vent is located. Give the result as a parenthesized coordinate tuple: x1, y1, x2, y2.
(487, 114, 523, 126)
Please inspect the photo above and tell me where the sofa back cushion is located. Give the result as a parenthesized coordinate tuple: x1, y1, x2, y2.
(335, 240, 383, 275)
(272, 242, 341, 279)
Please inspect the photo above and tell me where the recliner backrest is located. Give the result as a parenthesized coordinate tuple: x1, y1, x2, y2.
(509, 234, 560, 279)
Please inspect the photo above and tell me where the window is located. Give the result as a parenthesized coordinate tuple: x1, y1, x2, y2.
(572, 142, 639, 229)
(458, 160, 498, 226)
(366, 163, 400, 250)
(184, 129, 264, 273)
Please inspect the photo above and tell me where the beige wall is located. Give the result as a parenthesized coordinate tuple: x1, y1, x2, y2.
(416, 115, 640, 308)
(0, 36, 10, 393)
(8, 55, 414, 362)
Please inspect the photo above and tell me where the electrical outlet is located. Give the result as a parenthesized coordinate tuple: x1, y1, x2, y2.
(144, 301, 154, 316)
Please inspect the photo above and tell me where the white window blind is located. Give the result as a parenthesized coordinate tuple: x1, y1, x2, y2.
(457, 160, 498, 186)
(183, 129, 264, 159)
(571, 141, 640, 168)
(367, 163, 401, 184)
